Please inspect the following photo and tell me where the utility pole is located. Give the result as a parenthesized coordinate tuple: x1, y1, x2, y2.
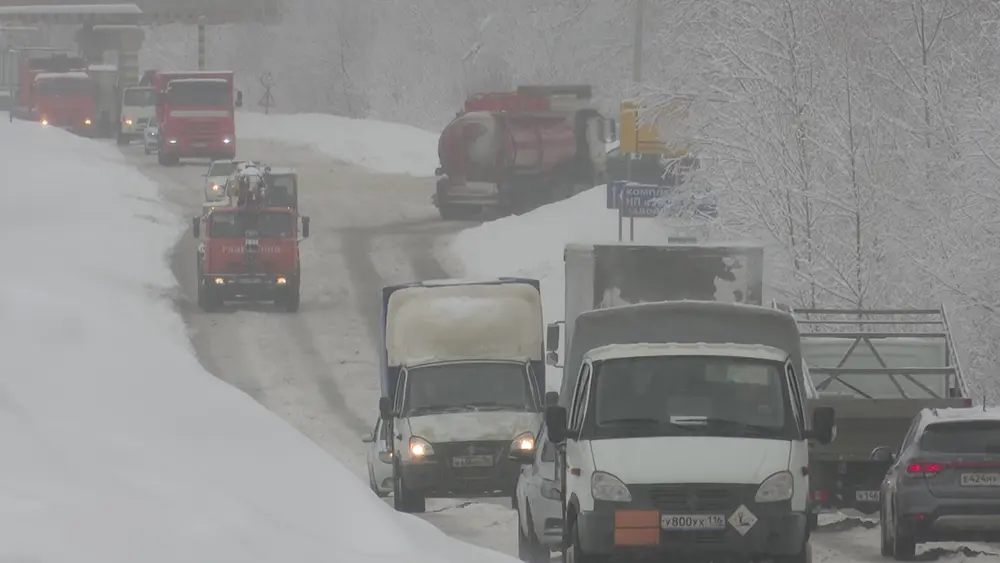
(632, 0, 644, 83)
(197, 15, 206, 70)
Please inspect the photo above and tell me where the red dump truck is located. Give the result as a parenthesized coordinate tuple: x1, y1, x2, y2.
(433, 85, 615, 220)
(143, 70, 243, 166)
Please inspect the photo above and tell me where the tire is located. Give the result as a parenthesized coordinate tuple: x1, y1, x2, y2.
(774, 541, 811, 563)
(280, 284, 300, 313)
(892, 501, 916, 561)
(197, 270, 220, 312)
(880, 504, 894, 557)
(392, 468, 425, 513)
(564, 520, 606, 563)
(807, 511, 818, 531)
(519, 506, 551, 563)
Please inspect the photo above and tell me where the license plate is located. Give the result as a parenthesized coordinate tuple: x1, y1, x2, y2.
(237, 278, 263, 284)
(660, 514, 726, 531)
(451, 455, 493, 468)
(192, 142, 208, 148)
(961, 473, 1000, 486)
(855, 490, 880, 502)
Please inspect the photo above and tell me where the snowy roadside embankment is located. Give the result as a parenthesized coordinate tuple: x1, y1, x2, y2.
(0, 121, 515, 563)
(238, 111, 439, 177)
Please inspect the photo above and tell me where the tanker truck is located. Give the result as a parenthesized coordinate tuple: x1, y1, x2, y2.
(433, 85, 616, 221)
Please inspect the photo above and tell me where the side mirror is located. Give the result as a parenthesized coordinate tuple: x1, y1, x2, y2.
(508, 448, 535, 465)
(870, 446, 895, 463)
(361, 433, 374, 444)
(235, 90, 243, 108)
(545, 322, 560, 352)
(434, 166, 444, 176)
(546, 406, 568, 443)
(544, 391, 559, 406)
(301, 216, 310, 238)
(191, 217, 200, 238)
(809, 406, 836, 445)
(377, 451, 393, 464)
(378, 396, 392, 419)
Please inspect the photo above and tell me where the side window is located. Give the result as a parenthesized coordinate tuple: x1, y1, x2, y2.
(574, 367, 593, 432)
(898, 417, 922, 454)
(570, 364, 592, 431)
(394, 369, 406, 411)
(785, 363, 805, 430)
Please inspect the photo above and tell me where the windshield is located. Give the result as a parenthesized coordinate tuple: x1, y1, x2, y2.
(208, 211, 294, 238)
(921, 421, 1000, 454)
(403, 362, 535, 416)
(588, 355, 794, 440)
(267, 174, 296, 206)
(166, 80, 229, 106)
(123, 88, 156, 106)
(36, 77, 90, 97)
(208, 161, 237, 177)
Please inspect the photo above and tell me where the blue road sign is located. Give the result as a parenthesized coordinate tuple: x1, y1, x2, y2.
(606, 181, 626, 209)
(607, 181, 718, 218)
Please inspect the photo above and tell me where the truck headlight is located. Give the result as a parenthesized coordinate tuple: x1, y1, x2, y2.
(755, 471, 793, 502)
(222, 137, 232, 144)
(167, 138, 178, 144)
(409, 437, 433, 458)
(40, 118, 48, 125)
(591, 471, 631, 502)
(84, 119, 91, 125)
(211, 184, 220, 191)
(511, 431, 534, 452)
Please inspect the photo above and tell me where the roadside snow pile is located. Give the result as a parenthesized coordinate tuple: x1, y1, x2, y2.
(448, 186, 676, 390)
(238, 111, 439, 177)
(0, 121, 516, 563)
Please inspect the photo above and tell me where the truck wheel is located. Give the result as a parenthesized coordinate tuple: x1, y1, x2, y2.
(280, 285, 300, 313)
(565, 520, 606, 563)
(197, 279, 219, 312)
(892, 527, 915, 560)
(774, 541, 811, 563)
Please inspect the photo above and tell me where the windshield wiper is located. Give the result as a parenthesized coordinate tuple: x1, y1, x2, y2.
(600, 418, 705, 434)
(702, 418, 777, 437)
(462, 401, 526, 411)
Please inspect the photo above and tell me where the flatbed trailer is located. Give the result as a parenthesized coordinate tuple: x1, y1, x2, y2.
(777, 305, 972, 515)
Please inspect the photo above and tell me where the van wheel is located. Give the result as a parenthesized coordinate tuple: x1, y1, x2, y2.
(564, 520, 606, 563)
(518, 508, 550, 563)
(392, 471, 425, 513)
(893, 528, 916, 560)
(774, 541, 811, 563)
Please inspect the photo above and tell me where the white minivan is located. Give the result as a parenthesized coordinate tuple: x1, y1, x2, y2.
(540, 342, 834, 563)
(118, 86, 157, 145)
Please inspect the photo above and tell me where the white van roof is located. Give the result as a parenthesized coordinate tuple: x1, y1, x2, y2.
(585, 342, 790, 364)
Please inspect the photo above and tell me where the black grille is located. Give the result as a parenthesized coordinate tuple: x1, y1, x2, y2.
(432, 440, 507, 480)
(648, 484, 739, 511)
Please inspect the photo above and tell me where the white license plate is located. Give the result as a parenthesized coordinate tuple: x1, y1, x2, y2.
(961, 473, 1000, 486)
(660, 514, 726, 531)
(237, 278, 263, 284)
(192, 142, 208, 148)
(451, 455, 493, 468)
(855, 490, 880, 502)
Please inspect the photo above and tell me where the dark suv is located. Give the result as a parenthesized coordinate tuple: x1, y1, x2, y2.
(876, 408, 1000, 560)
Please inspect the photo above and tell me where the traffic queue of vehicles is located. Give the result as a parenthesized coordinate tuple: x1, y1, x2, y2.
(363, 240, 991, 563)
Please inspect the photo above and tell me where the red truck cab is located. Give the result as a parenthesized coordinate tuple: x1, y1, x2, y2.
(192, 205, 309, 312)
(32, 71, 95, 134)
(151, 71, 243, 166)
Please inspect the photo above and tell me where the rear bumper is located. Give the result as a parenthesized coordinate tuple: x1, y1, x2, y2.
(202, 274, 296, 299)
(898, 496, 1000, 542)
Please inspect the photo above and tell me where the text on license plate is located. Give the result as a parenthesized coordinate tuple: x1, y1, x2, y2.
(855, 490, 880, 502)
(237, 278, 263, 284)
(192, 142, 208, 148)
(451, 455, 493, 468)
(661, 514, 726, 530)
(961, 473, 1000, 486)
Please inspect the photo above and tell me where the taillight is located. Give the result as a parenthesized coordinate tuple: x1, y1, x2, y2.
(906, 462, 944, 476)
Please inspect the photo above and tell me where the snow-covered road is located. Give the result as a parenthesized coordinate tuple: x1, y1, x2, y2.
(116, 135, 522, 551)
(117, 114, 998, 562)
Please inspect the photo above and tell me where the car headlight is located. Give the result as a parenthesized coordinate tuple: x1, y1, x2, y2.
(84, 119, 91, 125)
(211, 184, 220, 191)
(222, 137, 232, 144)
(511, 431, 535, 452)
(591, 471, 631, 502)
(408, 437, 433, 458)
(755, 471, 793, 502)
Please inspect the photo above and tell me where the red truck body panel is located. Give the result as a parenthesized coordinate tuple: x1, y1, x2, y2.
(14, 51, 89, 124)
(153, 70, 236, 160)
(33, 71, 94, 131)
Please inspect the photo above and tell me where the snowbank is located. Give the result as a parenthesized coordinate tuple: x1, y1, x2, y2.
(238, 111, 439, 177)
(448, 186, 679, 390)
(0, 121, 515, 563)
